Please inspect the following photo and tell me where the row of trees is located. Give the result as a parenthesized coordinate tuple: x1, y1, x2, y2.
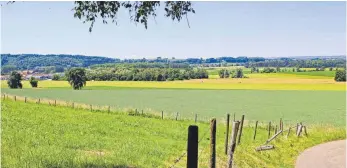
(246, 59, 346, 69)
(218, 68, 245, 78)
(86, 68, 209, 81)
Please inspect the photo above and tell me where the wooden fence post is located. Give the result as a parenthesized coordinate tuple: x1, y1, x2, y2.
(233, 113, 235, 121)
(268, 122, 271, 139)
(303, 126, 308, 136)
(90, 105, 92, 112)
(38, 98, 40, 104)
(25, 97, 27, 103)
(227, 121, 240, 168)
(14, 96, 16, 101)
(286, 127, 291, 138)
(280, 118, 282, 130)
(54, 100, 56, 106)
(274, 125, 277, 134)
(210, 118, 217, 168)
(72, 102, 74, 108)
(161, 111, 164, 119)
(176, 112, 179, 121)
(225, 113, 230, 155)
(187, 125, 198, 168)
(253, 121, 258, 140)
(237, 115, 245, 144)
(195, 114, 198, 123)
(297, 124, 303, 137)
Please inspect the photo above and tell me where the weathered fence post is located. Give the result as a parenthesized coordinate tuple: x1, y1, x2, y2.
(286, 127, 291, 138)
(176, 112, 179, 121)
(195, 114, 198, 123)
(237, 115, 245, 144)
(161, 111, 164, 119)
(90, 105, 92, 112)
(25, 97, 27, 103)
(280, 118, 282, 130)
(54, 100, 56, 106)
(210, 118, 217, 168)
(274, 125, 277, 134)
(225, 113, 230, 155)
(38, 98, 40, 104)
(187, 125, 198, 168)
(14, 96, 16, 101)
(268, 122, 271, 139)
(227, 121, 240, 168)
(253, 121, 258, 140)
(297, 124, 303, 137)
(303, 126, 308, 136)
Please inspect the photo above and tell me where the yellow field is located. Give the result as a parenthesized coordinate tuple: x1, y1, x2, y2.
(1, 75, 345, 91)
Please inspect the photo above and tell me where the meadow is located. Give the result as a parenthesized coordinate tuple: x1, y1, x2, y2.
(2, 88, 346, 127)
(1, 68, 346, 167)
(2, 99, 346, 168)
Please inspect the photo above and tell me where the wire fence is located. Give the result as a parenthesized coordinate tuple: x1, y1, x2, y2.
(169, 126, 210, 168)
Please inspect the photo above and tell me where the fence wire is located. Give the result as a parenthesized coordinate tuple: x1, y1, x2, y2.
(169, 126, 210, 168)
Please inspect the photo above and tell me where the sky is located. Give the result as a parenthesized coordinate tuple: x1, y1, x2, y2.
(0, 1, 346, 59)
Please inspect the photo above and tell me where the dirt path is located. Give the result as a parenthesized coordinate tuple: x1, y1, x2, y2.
(295, 140, 346, 168)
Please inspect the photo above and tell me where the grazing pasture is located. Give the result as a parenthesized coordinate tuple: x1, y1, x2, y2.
(2, 100, 345, 168)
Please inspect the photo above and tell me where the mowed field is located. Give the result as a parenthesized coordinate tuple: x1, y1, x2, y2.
(1, 72, 346, 126)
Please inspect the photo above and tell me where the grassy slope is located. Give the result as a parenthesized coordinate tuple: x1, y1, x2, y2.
(2, 88, 346, 127)
(2, 100, 345, 168)
(1, 99, 210, 167)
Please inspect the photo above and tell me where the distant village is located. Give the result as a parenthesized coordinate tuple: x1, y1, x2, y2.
(0, 70, 63, 81)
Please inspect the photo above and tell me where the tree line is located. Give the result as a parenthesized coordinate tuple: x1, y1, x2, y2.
(86, 67, 209, 81)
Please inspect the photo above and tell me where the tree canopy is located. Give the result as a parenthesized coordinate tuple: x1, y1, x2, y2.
(7, 71, 23, 89)
(73, 1, 195, 32)
(66, 68, 87, 90)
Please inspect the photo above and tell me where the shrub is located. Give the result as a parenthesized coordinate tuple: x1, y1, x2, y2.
(29, 77, 38, 88)
(335, 69, 346, 82)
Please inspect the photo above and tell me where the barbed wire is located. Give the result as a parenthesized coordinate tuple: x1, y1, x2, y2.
(169, 126, 210, 168)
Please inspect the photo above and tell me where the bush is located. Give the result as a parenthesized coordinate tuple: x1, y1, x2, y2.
(335, 69, 346, 82)
(7, 71, 23, 89)
(29, 77, 38, 88)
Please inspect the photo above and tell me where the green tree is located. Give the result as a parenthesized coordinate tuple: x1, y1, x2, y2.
(232, 68, 244, 78)
(7, 71, 23, 89)
(29, 77, 38, 88)
(52, 74, 60, 81)
(219, 69, 230, 78)
(73, 1, 195, 32)
(66, 68, 87, 90)
(334, 69, 346, 82)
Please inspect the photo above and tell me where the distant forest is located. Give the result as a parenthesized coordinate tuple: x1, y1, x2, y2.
(1, 54, 345, 74)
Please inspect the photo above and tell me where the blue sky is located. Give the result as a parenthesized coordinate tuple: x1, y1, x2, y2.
(1, 1, 346, 59)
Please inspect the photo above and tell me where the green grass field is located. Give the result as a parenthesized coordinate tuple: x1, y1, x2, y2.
(2, 88, 346, 127)
(2, 100, 345, 168)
